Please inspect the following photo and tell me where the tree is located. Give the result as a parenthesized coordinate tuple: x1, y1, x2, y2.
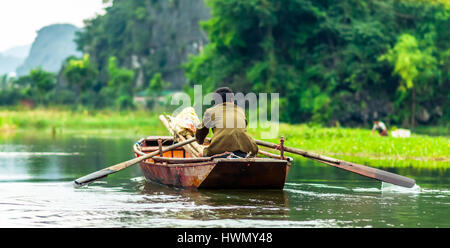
(28, 68, 56, 105)
(146, 72, 171, 108)
(148, 73, 170, 93)
(184, 0, 449, 126)
(63, 54, 99, 94)
(379, 34, 437, 128)
(0, 74, 21, 106)
(107, 56, 135, 109)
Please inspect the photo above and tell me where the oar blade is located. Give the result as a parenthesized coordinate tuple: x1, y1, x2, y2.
(320, 159, 416, 188)
(372, 166, 416, 188)
(73, 169, 116, 188)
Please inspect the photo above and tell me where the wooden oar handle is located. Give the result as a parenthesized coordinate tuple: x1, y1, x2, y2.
(255, 139, 340, 163)
(254, 139, 416, 188)
(73, 137, 196, 187)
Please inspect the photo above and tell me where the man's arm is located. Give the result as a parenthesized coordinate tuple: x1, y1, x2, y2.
(372, 124, 377, 130)
(195, 124, 209, 145)
(371, 124, 376, 135)
(195, 109, 213, 145)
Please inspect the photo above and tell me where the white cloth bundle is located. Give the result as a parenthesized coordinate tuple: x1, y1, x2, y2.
(391, 129, 411, 138)
(168, 107, 201, 137)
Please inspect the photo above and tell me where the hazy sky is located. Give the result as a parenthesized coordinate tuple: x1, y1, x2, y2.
(0, 0, 108, 53)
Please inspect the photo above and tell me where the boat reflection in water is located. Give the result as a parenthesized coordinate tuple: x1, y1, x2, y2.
(139, 181, 290, 222)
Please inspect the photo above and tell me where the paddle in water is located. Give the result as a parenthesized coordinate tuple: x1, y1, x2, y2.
(255, 139, 416, 188)
(73, 137, 196, 187)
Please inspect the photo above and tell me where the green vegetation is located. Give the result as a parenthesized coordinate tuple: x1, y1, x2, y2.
(1, 0, 448, 129)
(62, 54, 99, 106)
(0, 108, 167, 136)
(251, 124, 449, 169)
(185, 0, 449, 127)
(379, 33, 438, 129)
(0, 109, 447, 169)
(146, 73, 171, 108)
(106, 56, 135, 109)
(1, 54, 141, 109)
(0, 68, 57, 106)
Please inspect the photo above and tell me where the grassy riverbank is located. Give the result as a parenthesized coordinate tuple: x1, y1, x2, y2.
(1, 108, 448, 169)
(251, 124, 449, 169)
(0, 108, 168, 135)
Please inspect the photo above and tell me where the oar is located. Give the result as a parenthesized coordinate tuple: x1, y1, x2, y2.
(73, 137, 196, 187)
(255, 139, 416, 188)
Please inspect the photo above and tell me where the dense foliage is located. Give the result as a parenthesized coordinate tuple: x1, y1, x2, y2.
(0, 0, 448, 128)
(0, 55, 136, 110)
(185, 0, 449, 127)
(0, 68, 56, 106)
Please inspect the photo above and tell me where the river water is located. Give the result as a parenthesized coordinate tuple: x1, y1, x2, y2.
(0, 131, 448, 228)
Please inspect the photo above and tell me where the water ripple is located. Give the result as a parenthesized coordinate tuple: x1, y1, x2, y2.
(0, 152, 80, 157)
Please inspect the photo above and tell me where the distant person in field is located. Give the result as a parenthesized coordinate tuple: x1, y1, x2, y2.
(195, 87, 258, 158)
(372, 119, 388, 136)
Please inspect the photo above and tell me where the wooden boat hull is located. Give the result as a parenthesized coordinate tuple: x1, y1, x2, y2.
(135, 137, 291, 189)
(139, 158, 290, 189)
(139, 160, 216, 188)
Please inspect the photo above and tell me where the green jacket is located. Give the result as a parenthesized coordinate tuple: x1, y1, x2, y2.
(195, 102, 258, 157)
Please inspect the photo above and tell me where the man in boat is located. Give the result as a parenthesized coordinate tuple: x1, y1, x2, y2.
(371, 119, 389, 136)
(195, 87, 259, 158)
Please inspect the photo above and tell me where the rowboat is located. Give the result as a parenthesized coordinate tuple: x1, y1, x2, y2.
(133, 136, 292, 189)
